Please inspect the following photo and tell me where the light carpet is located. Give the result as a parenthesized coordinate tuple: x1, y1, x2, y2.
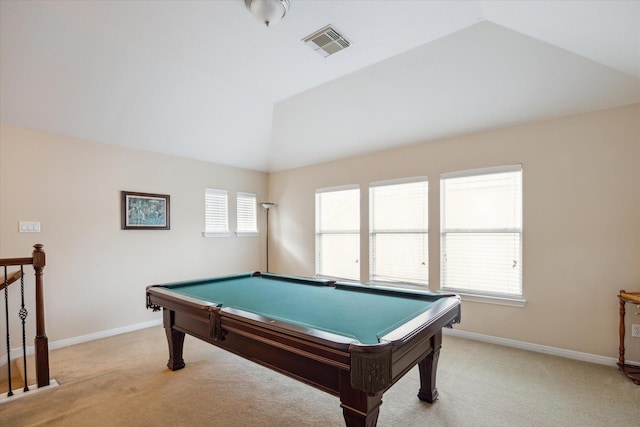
(1, 326, 639, 426)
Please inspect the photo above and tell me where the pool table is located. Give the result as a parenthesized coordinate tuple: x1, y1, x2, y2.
(146, 272, 461, 427)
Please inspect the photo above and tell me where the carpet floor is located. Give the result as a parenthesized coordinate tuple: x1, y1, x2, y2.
(1, 326, 639, 426)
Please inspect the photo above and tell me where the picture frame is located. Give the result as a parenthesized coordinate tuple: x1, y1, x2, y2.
(121, 191, 170, 230)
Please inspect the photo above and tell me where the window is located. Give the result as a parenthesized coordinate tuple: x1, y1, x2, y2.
(237, 192, 257, 235)
(204, 188, 229, 237)
(441, 165, 522, 297)
(315, 186, 360, 281)
(370, 178, 428, 286)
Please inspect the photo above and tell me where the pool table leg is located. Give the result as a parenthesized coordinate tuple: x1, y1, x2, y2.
(163, 309, 186, 371)
(417, 330, 442, 403)
(339, 370, 383, 427)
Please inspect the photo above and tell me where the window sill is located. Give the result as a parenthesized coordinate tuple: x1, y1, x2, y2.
(454, 292, 526, 307)
(369, 280, 429, 291)
(202, 231, 231, 238)
(236, 231, 258, 237)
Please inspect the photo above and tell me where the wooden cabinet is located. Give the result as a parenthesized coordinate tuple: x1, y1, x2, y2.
(618, 290, 640, 385)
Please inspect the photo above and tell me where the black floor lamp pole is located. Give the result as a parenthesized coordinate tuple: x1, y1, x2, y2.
(261, 203, 275, 272)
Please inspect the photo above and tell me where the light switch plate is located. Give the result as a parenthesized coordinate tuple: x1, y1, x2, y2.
(19, 221, 41, 233)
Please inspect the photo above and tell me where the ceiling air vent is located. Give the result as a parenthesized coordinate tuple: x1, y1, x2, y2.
(303, 25, 350, 57)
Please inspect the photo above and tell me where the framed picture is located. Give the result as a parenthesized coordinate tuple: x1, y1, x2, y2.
(121, 191, 170, 230)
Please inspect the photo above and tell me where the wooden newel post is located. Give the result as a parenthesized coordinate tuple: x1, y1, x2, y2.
(32, 244, 50, 387)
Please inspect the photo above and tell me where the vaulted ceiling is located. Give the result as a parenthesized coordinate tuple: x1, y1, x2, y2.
(1, 1, 639, 172)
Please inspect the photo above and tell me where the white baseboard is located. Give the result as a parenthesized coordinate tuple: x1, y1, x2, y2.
(2, 320, 636, 372)
(0, 319, 163, 369)
(0, 379, 60, 405)
(443, 328, 636, 367)
(48, 319, 163, 351)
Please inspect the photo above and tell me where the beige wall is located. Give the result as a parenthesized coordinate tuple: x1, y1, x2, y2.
(268, 104, 640, 358)
(1, 104, 638, 362)
(0, 124, 268, 346)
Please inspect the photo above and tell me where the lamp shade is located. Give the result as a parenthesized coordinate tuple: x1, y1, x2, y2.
(245, 0, 289, 27)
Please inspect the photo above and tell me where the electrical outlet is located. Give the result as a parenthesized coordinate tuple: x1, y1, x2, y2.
(632, 324, 640, 338)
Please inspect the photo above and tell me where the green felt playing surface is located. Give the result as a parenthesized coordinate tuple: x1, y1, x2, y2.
(163, 274, 444, 344)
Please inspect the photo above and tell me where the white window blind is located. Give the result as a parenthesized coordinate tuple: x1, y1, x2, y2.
(370, 178, 428, 286)
(315, 186, 360, 281)
(204, 188, 229, 237)
(441, 165, 522, 296)
(237, 192, 257, 235)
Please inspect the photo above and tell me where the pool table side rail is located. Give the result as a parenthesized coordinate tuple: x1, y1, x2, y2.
(334, 280, 458, 301)
(147, 272, 257, 291)
(260, 271, 336, 287)
(149, 271, 336, 292)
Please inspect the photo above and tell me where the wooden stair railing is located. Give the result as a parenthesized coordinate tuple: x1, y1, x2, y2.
(0, 269, 23, 290)
(1, 244, 49, 395)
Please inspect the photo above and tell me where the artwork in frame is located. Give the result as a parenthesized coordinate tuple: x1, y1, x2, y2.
(121, 191, 170, 230)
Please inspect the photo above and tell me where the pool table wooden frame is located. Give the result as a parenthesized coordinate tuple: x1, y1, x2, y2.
(146, 272, 461, 427)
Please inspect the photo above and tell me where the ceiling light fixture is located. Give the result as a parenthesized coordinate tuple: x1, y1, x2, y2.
(245, 0, 290, 28)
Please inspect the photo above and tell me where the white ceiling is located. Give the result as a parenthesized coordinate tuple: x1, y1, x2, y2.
(1, 1, 639, 172)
